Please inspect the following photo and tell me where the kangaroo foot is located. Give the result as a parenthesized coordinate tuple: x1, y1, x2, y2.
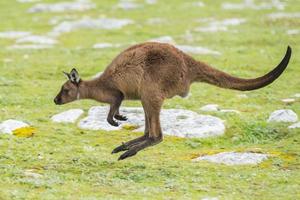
(114, 114, 127, 121)
(118, 137, 162, 160)
(118, 148, 138, 160)
(112, 142, 129, 154)
(107, 118, 119, 127)
(112, 134, 148, 154)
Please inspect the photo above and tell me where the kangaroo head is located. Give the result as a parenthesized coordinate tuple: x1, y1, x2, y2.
(54, 68, 81, 105)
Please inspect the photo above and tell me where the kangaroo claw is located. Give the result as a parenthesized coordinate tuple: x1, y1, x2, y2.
(114, 114, 128, 121)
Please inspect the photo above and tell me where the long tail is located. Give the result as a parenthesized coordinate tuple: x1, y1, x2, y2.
(192, 46, 292, 91)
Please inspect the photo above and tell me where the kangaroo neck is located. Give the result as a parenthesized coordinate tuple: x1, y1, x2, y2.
(78, 77, 112, 103)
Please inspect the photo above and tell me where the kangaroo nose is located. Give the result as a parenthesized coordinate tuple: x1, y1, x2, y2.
(54, 97, 60, 105)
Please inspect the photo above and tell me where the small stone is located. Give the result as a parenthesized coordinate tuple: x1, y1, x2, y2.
(23, 54, 29, 59)
(287, 29, 300, 35)
(237, 94, 248, 98)
(83, 145, 95, 152)
(288, 122, 300, 129)
(23, 170, 43, 179)
(193, 152, 268, 165)
(0, 120, 29, 134)
(267, 109, 298, 123)
(202, 197, 219, 200)
(51, 109, 84, 123)
(200, 104, 219, 112)
(219, 109, 240, 114)
(93, 43, 121, 49)
(281, 98, 295, 103)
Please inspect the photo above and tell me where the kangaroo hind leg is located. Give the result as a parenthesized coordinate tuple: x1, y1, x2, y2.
(112, 112, 149, 154)
(118, 95, 163, 160)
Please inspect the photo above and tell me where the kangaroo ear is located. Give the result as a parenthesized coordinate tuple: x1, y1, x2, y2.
(69, 68, 81, 84)
(63, 71, 70, 79)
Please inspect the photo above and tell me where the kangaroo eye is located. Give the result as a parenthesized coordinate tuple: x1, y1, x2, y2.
(63, 89, 69, 93)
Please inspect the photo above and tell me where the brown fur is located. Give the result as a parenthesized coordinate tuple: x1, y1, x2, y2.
(54, 42, 292, 160)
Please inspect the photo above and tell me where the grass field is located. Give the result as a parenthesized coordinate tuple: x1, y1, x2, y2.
(0, 0, 299, 199)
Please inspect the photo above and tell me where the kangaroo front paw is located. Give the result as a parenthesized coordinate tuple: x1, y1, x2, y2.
(114, 114, 128, 121)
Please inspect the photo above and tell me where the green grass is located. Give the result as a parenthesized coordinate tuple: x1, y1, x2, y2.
(0, 0, 300, 199)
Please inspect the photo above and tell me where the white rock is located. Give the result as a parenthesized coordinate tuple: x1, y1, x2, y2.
(267, 12, 300, 20)
(218, 18, 246, 26)
(51, 109, 84, 123)
(49, 18, 133, 37)
(7, 44, 53, 49)
(93, 43, 121, 49)
(196, 18, 246, 33)
(219, 109, 240, 114)
(3, 58, 13, 63)
(16, 35, 57, 45)
(0, 119, 29, 134)
(294, 93, 300, 98)
(28, 0, 95, 13)
(146, 18, 167, 25)
(0, 31, 31, 39)
(150, 36, 175, 44)
(200, 104, 219, 112)
(23, 54, 29, 59)
(196, 26, 228, 32)
(288, 122, 300, 129)
(145, 0, 157, 4)
(49, 15, 78, 25)
(237, 94, 248, 98)
(175, 45, 221, 56)
(287, 29, 300, 35)
(267, 109, 298, 123)
(83, 145, 95, 152)
(222, 0, 285, 10)
(202, 197, 219, 200)
(193, 152, 268, 165)
(200, 104, 239, 113)
(193, 2, 205, 7)
(117, 0, 141, 10)
(78, 106, 225, 138)
(196, 18, 215, 23)
(17, 0, 40, 2)
(23, 170, 43, 179)
(281, 98, 295, 103)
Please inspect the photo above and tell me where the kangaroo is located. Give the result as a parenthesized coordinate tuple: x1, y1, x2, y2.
(54, 42, 292, 160)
